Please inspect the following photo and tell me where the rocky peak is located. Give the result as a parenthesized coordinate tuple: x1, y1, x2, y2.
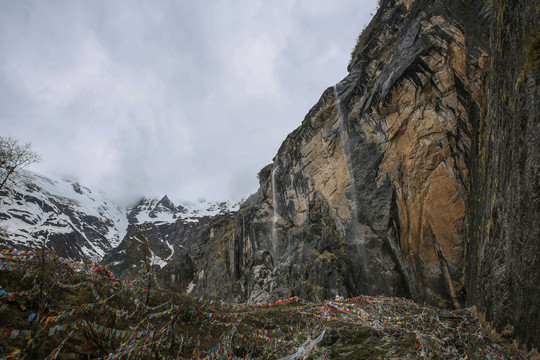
(148, 196, 177, 219)
(155, 195, 175, 212)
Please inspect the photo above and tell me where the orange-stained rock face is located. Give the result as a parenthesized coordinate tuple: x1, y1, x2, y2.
(367, 21, 485, 305)
(182, 0, 490, 308)
(208, 0, 488, 307)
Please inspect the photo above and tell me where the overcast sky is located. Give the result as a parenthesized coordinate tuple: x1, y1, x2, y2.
(0, 0, 377, 206)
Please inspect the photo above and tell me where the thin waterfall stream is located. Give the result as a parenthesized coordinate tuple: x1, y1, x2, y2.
(271, 163, 280, 247)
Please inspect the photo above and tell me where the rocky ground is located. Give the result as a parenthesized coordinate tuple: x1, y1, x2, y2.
(0, 249, 534, 359)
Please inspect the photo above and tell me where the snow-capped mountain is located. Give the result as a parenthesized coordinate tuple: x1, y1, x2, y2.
(127, 196, 240, 225)
(0, 171, 241, 265)
(0, 172, 127, 262)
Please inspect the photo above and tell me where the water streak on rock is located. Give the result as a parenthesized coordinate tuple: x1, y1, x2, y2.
(271, 162, 280, 247)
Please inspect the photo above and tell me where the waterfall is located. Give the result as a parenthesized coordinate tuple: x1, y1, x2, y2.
(271, 163, 280, 247)
(333, 85, 347, 134)
(334, 83, 373, 292)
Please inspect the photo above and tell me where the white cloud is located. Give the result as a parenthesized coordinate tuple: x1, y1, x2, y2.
(20, 39, 110, 108)
(73, 129, 119, 178)
(218, 3, 293, 102)
(0, 0, 378, 206)
(223, 31, 283, 101)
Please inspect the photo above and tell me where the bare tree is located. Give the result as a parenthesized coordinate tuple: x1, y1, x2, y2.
(0, 136, 42, 191)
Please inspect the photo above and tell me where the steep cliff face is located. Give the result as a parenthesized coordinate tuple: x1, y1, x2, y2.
(191, 0, 489, 307)
(466, 0, 540, 351)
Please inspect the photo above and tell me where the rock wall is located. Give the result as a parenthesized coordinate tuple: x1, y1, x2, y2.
(191, 0, 489, 308)
(466, 0, 540, 351)
(96, 0, 539, 350)
(92, 0, 540, 350)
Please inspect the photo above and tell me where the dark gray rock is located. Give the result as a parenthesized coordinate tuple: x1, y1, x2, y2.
(465, 0, 540, 351)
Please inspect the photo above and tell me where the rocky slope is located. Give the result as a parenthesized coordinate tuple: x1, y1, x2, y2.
(1, 250, 531, 359)
(466, 0, 540, 350)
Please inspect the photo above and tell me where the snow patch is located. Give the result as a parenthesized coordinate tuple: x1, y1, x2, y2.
(186, 281, 195, 294)
(165, 241, 174, 261)
(149, 249, 167, 269)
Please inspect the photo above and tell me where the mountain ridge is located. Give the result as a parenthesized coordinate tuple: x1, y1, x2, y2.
(0, 171, 240, 264)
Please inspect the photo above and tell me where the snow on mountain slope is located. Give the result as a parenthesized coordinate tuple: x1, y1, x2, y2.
(127, 196, 241, 225)
(0, 171, 242, 267)
(0, 171, 128, 261)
